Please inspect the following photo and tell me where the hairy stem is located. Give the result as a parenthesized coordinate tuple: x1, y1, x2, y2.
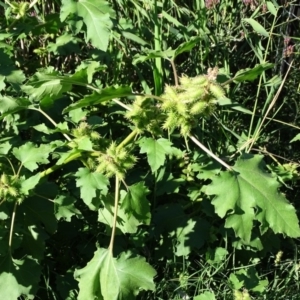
(109, 176, 120, 254)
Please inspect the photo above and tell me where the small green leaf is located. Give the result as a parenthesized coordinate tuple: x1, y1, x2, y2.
(20, 173, 40, 195)
(174, 36, 201, 58)
(194, 291, 216, 300)
(132, 49, 175, 65)
(47, 33, 81, 55)
(243, 18, 269, 37)
(138, 137, 173, 173)
(233, 63, 273, 82)
(121, 31, 148, 46)
(121, 182, 150, 222)
(54, 195, 81, 221)
(290, 133, 300, 143)
(75, 167, 109, 209)
(0, 141, 12, 155)
(13, 142, 51, 171)
(266, 1, 277, 16)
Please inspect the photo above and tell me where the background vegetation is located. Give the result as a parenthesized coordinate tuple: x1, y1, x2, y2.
(0, 0, 300, 299)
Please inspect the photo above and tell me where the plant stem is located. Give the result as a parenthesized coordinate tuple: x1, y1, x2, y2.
(39, 151, 84, 178)
(189, 134, 233, 171)
(29, 107, 72, 141)
(109, 176, 120, 255)
(8, 201, 18, 256)
(169, 59, 179, 87)
(116, 129, 139, 150)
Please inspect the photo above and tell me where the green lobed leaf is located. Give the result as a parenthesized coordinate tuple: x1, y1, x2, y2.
(0, 96, 30, 119)
(120, 181, 151, 223)
(98, 193, 142, 234)
(75, 167, 109, 209)
(12, 142, 52, 171)
(19, 173, 41, 195)
(138, 137, 173, 173)
(75, 60, 105, 84)
(54, 195, 81, 221)
(205, 154, 300, 242)
(75, 248, 156, 300)
(61, 0, 115, 51)
(22, 75, 72, 107)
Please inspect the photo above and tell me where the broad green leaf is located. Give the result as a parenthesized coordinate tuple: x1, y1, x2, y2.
(156, 170, 184, 196)
(98, 193, 142, 233)
(121, 31, 148, 46)
(20, 173, 41, 195)
(194, 291, 216, 300)
(266, 1, 277, 16)
(233, 63, 273, 82)
(243, 18, 269, 37)
(54, 195, 81, 221)
(33, 122, 69, 135)
(174, 36, 202, 58)
(63, 86, 133, 113)
(0, 141, 12, 155)
(230, 267, 268, 292)
(290, 133, 300, 143)
(132, 49, 175, 65)
(75, 167, 109, 209)
(75, 248, 156, 300)
(206, 247, 228, 264)
(76, 136, 94, 151)
(138, 137, 173, 173)
(68, 108, 88, 123)
(75, 60, 104, 84)
(205, 154, 300, 242)
(23, 77, 72, 107)
(175, 218, 210, 256)
(47, 33, 81, 55)
(22, 196, 57, 234)
(121, 182, 150, 223)
(13, 142, 51, 171)
(61, 0, 114, 51)
(0, 96, 30, 119)
(0, 255, 41, 299)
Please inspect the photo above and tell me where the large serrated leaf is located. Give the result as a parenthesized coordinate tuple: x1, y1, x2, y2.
(75, 248, 156, 300)
(138, 137, 173, 173)
(0, 96, 30, 119)
(12, 142, 52, 171)
(205, 154, 300, 242)
(61, 0, 115, 51)
(63, 86, 133, 113)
